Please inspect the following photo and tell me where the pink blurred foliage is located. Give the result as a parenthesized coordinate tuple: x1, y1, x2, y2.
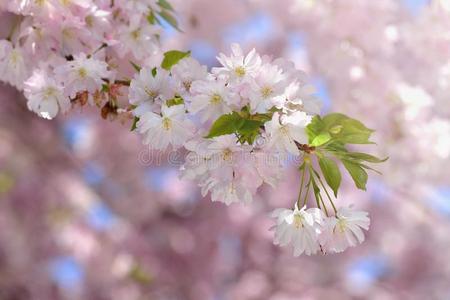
(1, 0, 450, 299)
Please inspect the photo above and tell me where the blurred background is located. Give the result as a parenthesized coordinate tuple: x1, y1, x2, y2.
(1, 0, 450, 299)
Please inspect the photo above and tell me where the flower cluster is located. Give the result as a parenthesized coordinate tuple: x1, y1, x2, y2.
(0, 1, 382, 257)
(129, 44, 320, 204)
(129, 45, 375, 255)
(272, 205, 370, 256)
(0, 0, 175, 118)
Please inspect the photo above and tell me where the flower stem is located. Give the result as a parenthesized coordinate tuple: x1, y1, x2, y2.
(302, 177, 311, 207)
(296, 163, 306, 208)
(315, 172, 338, 213)
(319, 193, 329, 217)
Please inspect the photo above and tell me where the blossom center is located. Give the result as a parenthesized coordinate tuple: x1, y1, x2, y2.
(222, 148, 233, 161)
(43, 87, 57, 100)
(85, 15, 94, 27)
(279, 125, 289, 136)
(210, 93, 222, 104)
(131, 29, 141, 40)
(78, 67, 88, 78)
(336, 218, 348, 233)
(183, 81, 192, 91)
(145, 88, 158, 99)
(261, 86, 273, 98)
(234, 66, 246, 77)
(10, 51, 20, 65)
(293, 214, 304, 229)
(162, 117, 172, 130)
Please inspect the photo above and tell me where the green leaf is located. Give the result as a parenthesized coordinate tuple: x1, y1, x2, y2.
(306, 115, 325, 143)
(237, 120, 263, 144)
(359, 163, 382, 175)
(324, 141, 348, 154)
(161, 50, 190, 70)
(329, 125, 343, 134)
(338, 119, 374, 144)
(311, 132, 331, 147)
(128, 264, 152, 285)
(322, 113, 349, 127)
(345, 152, 388, 163)
(205, 112, 245, 138)
(151, 67, 157, 77)
(318, 156, 341, 197)
(131, 116, 139, 131)
(239, 120, 262, 134)
(342, 160, 368, 190)
(320, 113, 375, 144)
(130, 61, 142, 72)
(157, 0, 174, 11)
(101, 84, 109, 93)
(147, 11, 157, 24)
(249, 113, 272, 122)
(158, 10, 180, 31)
(166, 96, 184, 107)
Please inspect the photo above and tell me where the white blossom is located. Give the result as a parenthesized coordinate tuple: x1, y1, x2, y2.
(188, 79, 233, 122)
(24, 69, 70, 120)
(116, 21, 160, 60)
(129, 67, 173, 109)
(171, 57, 208, 96)
(214, 43, 262, 82)
(320, 207, 370, 253)
(265, 111, 311, 155)
(283, 82, 322, 115)
(55, 53, 112, 98)
(137, 104, 194, 150)
(247, 63, 287, 113)
(271, 205, 324, 256)
(0, 41, 28, 89)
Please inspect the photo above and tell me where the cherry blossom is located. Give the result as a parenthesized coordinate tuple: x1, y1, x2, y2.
(271, 205, 324, 256)
(320, 207, 370, 253)
(24, 69, 69, 119)
(137, 104, 195, 150)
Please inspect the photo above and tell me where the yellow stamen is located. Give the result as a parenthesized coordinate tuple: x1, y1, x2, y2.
(261, 86, 273, 98)
(294, 214, 304, 229)
(162, 117, 172, 130)
(336, 219, 347, 233)
(131, 29, 141, 40)
(234, 66, 246, 77)
(210, 93, 222, 104)
(78, 67, 88, 78)
(43, 87, 57, 100)
(222, 148, 233, 161)
(145, 88, 158, 99)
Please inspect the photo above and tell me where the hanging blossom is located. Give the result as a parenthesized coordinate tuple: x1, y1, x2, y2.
(271, 205, 370, 256)
(126, 45, 382, 256)
(0, 1, 384, 257)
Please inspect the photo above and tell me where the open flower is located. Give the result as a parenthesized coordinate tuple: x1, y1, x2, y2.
(271, 205, 324, 256)
(188, 79, 233, 123)
(0, 40, 28, 89)
(247, 63, 287, 113)
(55, 53, 112, 98)
(265, 111, 312, 155)
(24, 69, 69, 120)
(171, 57, 208, 96)
(320, 207, 370, 253)
(213, 43, 262, 82)
(137, 104, 194, 150)
(129, 67, 173, 107)
(116, 20, 160, 60)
